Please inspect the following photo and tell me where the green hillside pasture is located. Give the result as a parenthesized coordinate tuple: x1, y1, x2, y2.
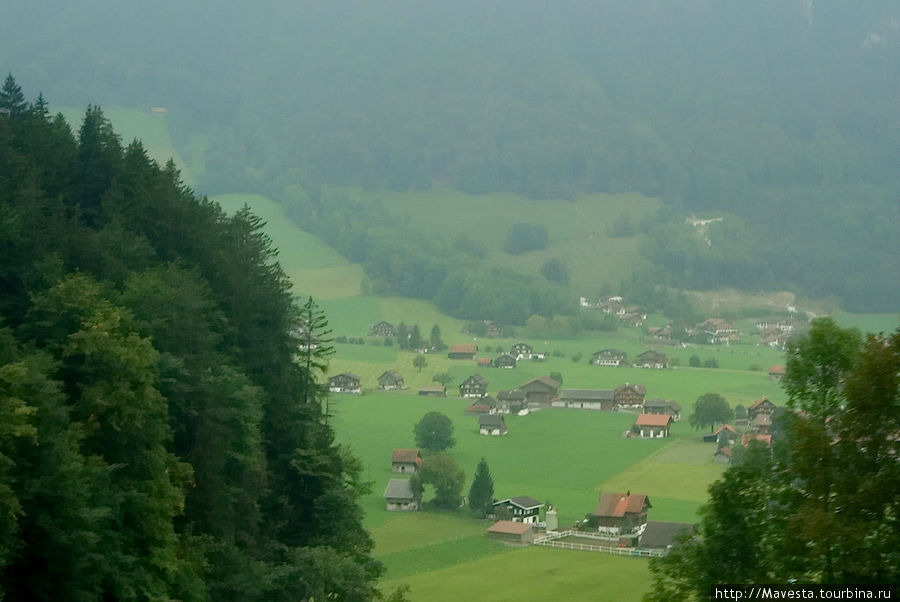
(596, 437, 725, 523)
(213, 193, 365, 298)
(54, 105, 195, 187)
(348, 188, 661, 297)
(379, 546, 651, 602)
(321, 296, 468, 342)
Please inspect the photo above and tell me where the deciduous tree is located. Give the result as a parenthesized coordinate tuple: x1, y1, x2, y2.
(414, 411, 455, 451)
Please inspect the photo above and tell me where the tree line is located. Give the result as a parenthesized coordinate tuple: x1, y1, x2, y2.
(0, 77, 386, 600)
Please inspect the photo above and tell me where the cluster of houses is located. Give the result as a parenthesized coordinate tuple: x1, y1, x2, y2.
(590, 348, 669, 369)
(707, 396, 778, 463)
(579, 295, 648, 328)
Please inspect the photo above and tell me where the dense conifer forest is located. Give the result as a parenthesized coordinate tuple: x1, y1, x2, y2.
(0, 78, 381, 600)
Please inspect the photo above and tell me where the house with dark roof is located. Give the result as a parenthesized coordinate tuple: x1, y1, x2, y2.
(479, 414, 508, 436)
(465, 396, 495, 416)
(591, 349, 628, 366)
(634, 414, 673, 438)
(417, 385, 447, 397)
(519, 376, 561, 409)
(448, 344, 478, 359)
(459, 374, 489, 398)
(496, 389, 527, 414)
(634, 350, 669, 369)
(553, 389, 615, 411)
(484, 320, 502, 338)
(748, 397, 777, 422)
(700, 318, 739, 344)
(643, 398, 682, 421)
(328, 373, 361, 394)
(494, 353, 517, 369)
(384, 479, 419, 511)
(371, 321, 395, 337)
(639, 521, 694, 552)
(614, 383, 647, 408)
(510, 342, 534, 360)
(588, 492, 651, 536)
(714, 424, 739, 447)
(391, 449, 422, 473)
(493, 496, 544, 524)
(486, 520, 534, 544)
(378, 370, 405, 390)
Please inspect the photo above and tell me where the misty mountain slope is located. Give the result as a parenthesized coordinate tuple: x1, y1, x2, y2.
(4, 0, 897, 311)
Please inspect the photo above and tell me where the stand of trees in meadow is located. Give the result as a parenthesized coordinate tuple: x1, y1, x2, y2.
(0, 79, 386, 600)
(647, 319, 900, 599)
(3, 1, 897, 311)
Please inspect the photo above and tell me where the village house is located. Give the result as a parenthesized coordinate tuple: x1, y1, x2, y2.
(768, 365, 786, 381)
(700, 318, 739, 344)
(634, 414, 673, 438)
(377, 370, 405, 390)
(634, 350, 669, 369)
(519, 376, 561, 409)
(714, 424, 739, 447)
(591, 349, 628, 367)
(588, 492, 651, 536)
(510, 342, 534, 360)
(459, 374, 489, 398)
(328, 373, 361, 394)
(615, 383, 647, 408)
(553, 389, 616, 411)
(486, 520, 534, 544)
(496, 389, 527, 414)
(448, 343, 478, 359)
(484, 320, 503, 338)
(383, 479, 419, 512)
(642, 398, 682, 421)
(476, 357, 493, 368)
(370, 320, 395, 337)
(479, 414, 508, 436)
(465, 396, 495, 416)
(493, 496, 543, 524)
(391, 449, 422, 473)
(747, 397, 777, 423)
(494, 353, 517, 369)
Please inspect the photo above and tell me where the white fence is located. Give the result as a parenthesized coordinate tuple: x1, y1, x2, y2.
(533, 530, 664, 558)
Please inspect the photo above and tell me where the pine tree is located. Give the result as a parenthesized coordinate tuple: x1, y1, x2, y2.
(468, 458, 495, 517)
(0, 74, 27, 119)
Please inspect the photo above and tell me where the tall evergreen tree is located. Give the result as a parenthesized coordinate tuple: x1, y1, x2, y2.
(468, 458, 494, 518)
(0, 74, 27, 119)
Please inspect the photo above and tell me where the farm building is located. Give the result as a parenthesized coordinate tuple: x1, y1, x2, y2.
(588, 492, 651, 536)
(378, 370, 405, 390)
(486, 520, 534, 544)
(700, 318, 739, 344)
(553, 389, 615, 411)
(614, 383, 647, 408)
(493, 496, 543, 524)
(477, 357, 493, 368)
(384, 479, 419, 512)
(634, 414, 673, 438)
(634, 350, 669, 369)
(591, 349, 628, 366)
(391, 449, 422, 473)
(519, 375, 560, 409)
(328, 373, 361, 394)
(370, 321, 395, 337)
(639, 521, 695, 553)
(496, 389, 527, 414)
(642, 398, 681, 420)
(418, 386, 446, 397)
(465, 398, 495, 416)
(494, 353, 517, 369)
(459, 374, 489, 398)
(448, 344, 478, 359)
(768, 365, 786, 380)
(479, 414, 508, 436)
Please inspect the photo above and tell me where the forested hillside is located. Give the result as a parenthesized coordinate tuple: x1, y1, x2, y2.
(0, 80, 381, 600)
(2, 0, 898, 311)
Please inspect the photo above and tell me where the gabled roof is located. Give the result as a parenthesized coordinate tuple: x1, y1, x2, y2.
(593, 348, 627, 357)
(593, 492, 651, 517)
(497, 389, 526, 401)
(559, 389, 615, 401)
(635, 414, 673, 427)
(449, 344, 477, 354)
(640, 521, 695, 549)
(391, 449, 421, 464)
(768, 365, 786, 375)
(635, 350, 666, 360)
(511, 341, 533, 350)
(330, 372, 361, 382)
(487, 520, 532, 535)
(494, 496, 543, 511)
(714, 424, 739, 436)
(643, 398, 671, 408)
(519, 375, 560, 391)
(615, 383, 647, 394)
(462, 374, 489, 386)
(479, 414, 506, 428)
(379, 370, 403, 381)
(384, 479, 414, 500)
(749, 397, 776, 411)
(667, 400, 682, 412)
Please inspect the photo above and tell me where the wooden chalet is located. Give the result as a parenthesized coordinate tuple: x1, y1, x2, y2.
(510, 342, 535, 360)
(377, 370, 405, 390)
(493, 496, 543, 524)
(553, 389, 615, 411)
(591, 348, 628, 366)
(634, 350, 669, 369)
(448, 344, 478, 359)
(494, 353, 517, 369)
(748, 397, 777, 422)
(391, 449, 422, 473)
(371, 320, 395, 337)
(588, 492, 651, 536)
(484, 320, 502, 338)
(614, 383, 647, 408)
(328, 373, 361, 394)
(465, 396, 495, 416)
(634, 414, 673, 438)
(459, 374, 489, 398)
(642, 398, 681, 421)
(496, 389, 527, 414)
